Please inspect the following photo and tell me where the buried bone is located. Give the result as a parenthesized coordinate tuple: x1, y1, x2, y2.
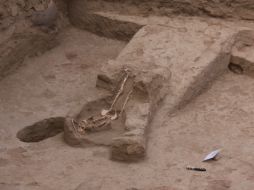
(72, 69, 132, 134)
(64, 66, 155, 161)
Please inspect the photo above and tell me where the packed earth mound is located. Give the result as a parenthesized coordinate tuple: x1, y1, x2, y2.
(1, 0, 254, 190)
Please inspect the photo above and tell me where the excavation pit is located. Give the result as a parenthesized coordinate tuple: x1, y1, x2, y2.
(64, 98, 127, 146)
(2, 0, 254, 189)
(17, 117, 64, 143)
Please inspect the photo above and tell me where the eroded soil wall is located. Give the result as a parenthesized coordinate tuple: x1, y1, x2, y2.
(73, 0, 254, 20)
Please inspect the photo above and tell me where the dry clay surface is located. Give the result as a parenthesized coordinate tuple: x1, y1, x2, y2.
(1, 15, 254, 190)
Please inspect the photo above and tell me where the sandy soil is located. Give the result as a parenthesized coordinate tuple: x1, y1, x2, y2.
(1, 25, 254, 189)
(1, 0, 254, 189)
(148, 71, 254, 190)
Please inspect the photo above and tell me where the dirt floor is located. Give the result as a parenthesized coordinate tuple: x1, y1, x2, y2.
(2, 43, 254, 190)
(1, 1, 254, 190)
(1, 28, 254, 190)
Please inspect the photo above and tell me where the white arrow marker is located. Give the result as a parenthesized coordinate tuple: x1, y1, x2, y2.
(203, 149, 221, 162)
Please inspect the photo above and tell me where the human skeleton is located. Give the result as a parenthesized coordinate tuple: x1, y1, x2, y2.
(72, 68, 133, 134)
